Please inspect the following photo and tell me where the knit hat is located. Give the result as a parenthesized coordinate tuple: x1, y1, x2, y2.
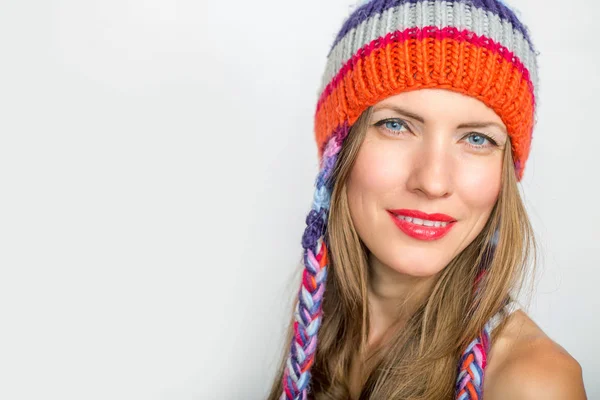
(280, 0, 539, 399)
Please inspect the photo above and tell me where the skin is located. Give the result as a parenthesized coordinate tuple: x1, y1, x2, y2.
(346, 89, 586, 398)
(485, 310, 586, 399)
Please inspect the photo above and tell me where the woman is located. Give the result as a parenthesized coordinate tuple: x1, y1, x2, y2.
(268, 0, 587, 398)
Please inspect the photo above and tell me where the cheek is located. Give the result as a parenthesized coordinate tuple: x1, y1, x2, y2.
(345, 136, 420, 256)
(346, 138, 408, 241)
(347, 137, 409, 196)
(456, 158, 503, 215)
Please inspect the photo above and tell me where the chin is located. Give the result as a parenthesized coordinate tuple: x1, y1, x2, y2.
(390, 260, 446, 278)
(381, 247, 450, 278)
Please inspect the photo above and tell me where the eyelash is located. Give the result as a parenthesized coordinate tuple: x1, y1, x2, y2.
(373, 118, 499, 150)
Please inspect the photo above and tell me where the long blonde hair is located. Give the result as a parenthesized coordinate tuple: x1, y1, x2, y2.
(268, 106, 536, 399)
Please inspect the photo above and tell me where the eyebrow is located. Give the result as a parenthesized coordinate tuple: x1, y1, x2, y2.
(372, 104, 507, 134)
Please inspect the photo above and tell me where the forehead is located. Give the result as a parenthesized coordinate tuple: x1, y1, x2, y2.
(371, 89, 505, 127)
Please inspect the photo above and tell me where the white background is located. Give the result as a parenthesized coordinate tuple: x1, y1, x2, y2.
(0, 0, 598, 398)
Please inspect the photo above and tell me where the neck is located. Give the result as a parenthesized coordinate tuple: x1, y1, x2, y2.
(366, 251, 437, 348)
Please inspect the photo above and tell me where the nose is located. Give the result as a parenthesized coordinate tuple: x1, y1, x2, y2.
(405, 138, 453, 199)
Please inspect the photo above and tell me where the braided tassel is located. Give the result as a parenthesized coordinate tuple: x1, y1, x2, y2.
(455, 326, 491, 400)
(280, 128, 347, 400)
(455, 227, 500, 399)
(280, 238, 328, 400)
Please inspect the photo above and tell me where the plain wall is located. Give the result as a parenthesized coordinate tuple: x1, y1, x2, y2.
(0, 0, 598, 398)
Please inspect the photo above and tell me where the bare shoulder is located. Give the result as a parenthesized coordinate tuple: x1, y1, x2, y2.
(484, 309, 587, 400)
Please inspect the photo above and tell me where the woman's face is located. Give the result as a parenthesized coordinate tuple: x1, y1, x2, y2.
(346, 89, 508, 278)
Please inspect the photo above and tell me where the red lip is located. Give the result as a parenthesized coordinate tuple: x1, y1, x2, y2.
(387, 209, 456, 222)
(387, 209, 457, 241)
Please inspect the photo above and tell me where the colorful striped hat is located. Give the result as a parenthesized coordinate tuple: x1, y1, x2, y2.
(280, 0, 539, 399)
(316, 0, 539, 181)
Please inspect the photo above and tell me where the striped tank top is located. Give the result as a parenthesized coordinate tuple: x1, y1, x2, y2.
(487, 300, 521, 334)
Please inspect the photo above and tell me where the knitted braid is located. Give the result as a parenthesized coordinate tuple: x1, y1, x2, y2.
(456, 296, 512, 400)
(455, 228, 501, 400)
(456, 325, 492, 400)
(280, 127, 348, 400)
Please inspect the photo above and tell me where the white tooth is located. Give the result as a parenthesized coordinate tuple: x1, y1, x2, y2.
(434, 221, 441, 227)
(405, 217, 413, 223)
(423, 220, 434, 227)
(412, 218, 423, 225)
(440, 222, 448, 227)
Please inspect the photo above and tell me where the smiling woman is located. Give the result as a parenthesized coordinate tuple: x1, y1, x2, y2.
(267, 0, 587, 399)
(347, 90, 507, 279)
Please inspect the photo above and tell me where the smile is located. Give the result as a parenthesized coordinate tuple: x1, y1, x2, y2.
(395, 215, 449, 227)
(387, 209, 457, 241)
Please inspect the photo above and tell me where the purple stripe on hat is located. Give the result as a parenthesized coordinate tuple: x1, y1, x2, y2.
(330, 0, 534, 53)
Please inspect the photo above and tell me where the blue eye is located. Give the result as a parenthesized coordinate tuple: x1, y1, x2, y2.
(467, 134, 488, 146)
(385, 120, 405, 131)
(375, 118, 409, 136)
(465, 133, 498, 149)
